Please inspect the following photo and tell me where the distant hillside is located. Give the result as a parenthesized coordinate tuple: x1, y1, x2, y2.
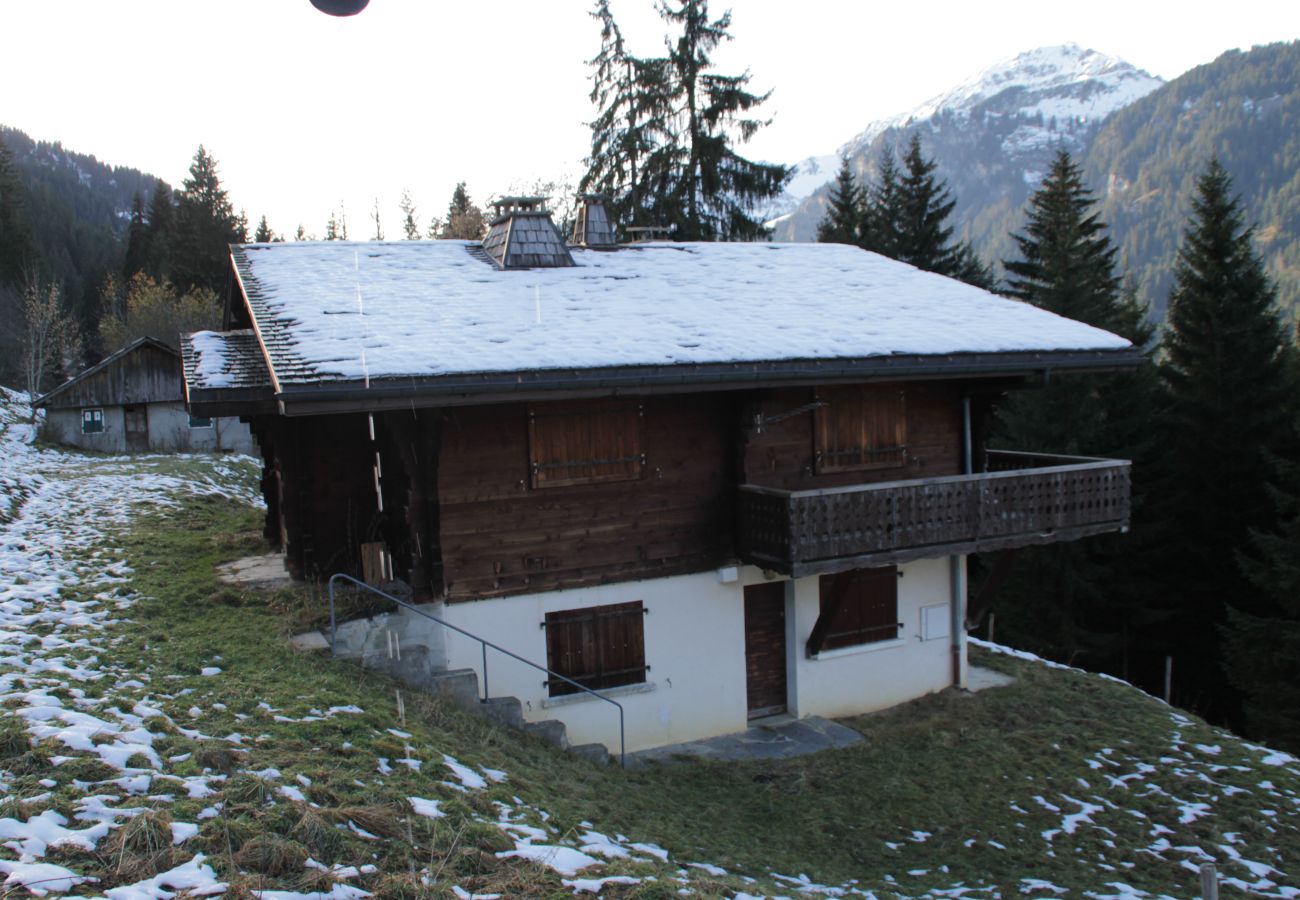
(771, 44, 1163, 268)
(1083, 41, 1300, 321)
(0, 125, 159, 323)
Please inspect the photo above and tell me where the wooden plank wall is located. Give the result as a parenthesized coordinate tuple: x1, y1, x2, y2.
(43, 344, 183, 409)
(437, 395, 734, 600)
(741, 383, 963, 491)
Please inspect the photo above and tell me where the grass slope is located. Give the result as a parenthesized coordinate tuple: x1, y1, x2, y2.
(1, 443, 1298, 898)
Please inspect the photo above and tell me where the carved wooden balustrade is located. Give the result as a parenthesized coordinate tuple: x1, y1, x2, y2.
(736, 450, 1131, 577)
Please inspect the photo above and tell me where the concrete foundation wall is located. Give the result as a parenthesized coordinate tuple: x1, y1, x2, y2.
(424, 557, 967, 754)
(42, 403, 255, 454)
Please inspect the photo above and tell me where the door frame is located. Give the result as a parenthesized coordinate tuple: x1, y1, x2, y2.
(744, 580, 789, 719)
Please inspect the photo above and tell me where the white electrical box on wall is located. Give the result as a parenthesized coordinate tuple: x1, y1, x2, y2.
(921, 604, 950, 641)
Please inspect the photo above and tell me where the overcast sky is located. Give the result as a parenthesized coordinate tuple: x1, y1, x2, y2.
(2, 0, 1297, 238)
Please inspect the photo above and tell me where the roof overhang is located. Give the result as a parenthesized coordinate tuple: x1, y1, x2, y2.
(268, 347, 1143, 416)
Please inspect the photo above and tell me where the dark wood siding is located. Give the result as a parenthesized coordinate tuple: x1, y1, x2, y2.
(41, 343, 182, 410)
(742, 383, 963, 491)
(438, 395, 733, 600)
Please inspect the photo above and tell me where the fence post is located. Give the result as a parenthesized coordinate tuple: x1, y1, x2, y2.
(1165, 656, 1173, 704)
(1200, 863, 1218, 900)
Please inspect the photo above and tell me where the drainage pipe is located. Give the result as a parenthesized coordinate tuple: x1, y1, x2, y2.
(951, 394, 972, 686)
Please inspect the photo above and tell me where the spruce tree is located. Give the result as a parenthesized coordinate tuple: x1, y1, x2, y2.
(1154, 158, 1294, 721)
(370, 198, 384, 241)
(815, 155, 864, 246)
(123, 193, 149, 278)
(985, 150, 1159, 672)
(657, 0, 789, 239)
(171, 146, 243, 295)
(895, 134, 958, 273)
(863, 146, 902, 259)
(144, 179, 174, 281)
(1229, 458, 1300, 752)
(254, 215, 275, 243)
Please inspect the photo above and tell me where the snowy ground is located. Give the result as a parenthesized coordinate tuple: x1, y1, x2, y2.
(1, 384, 1298, 898)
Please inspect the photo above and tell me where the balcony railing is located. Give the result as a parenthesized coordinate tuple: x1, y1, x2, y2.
(736, 450, 1131, 577)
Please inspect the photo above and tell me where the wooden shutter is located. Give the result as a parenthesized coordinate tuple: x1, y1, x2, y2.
(813, 385, 906, 473)
(544, 601, 646, 696)
(808, 567, 900, 654)
(529, 399, 644, 488)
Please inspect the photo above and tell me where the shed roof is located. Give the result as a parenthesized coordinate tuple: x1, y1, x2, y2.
(225, 240, 1133, 391)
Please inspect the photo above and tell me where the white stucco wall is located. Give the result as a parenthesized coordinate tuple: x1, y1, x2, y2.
(41, 403, 254, 454)
(783, 556, 964, 722)
(424, 556, 968, 754)
(439, 571, 751, 754)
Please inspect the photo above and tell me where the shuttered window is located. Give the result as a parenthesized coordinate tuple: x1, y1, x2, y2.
(808, 567, 900, 654)
(813, 385, 906, 473)
(528, 399, 644, 488)
(81, 409, 104, 434)
(544, 601, 647, 696)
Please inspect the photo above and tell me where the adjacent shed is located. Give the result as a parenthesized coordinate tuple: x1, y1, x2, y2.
(35, 336, 255, 454)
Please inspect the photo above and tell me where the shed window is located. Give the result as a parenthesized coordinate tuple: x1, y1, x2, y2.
(528, 399, 644, 488)
(544, 601, 647, 696)
(188, 414, 213, 429)
(81, 409, 104, 434)
(808, 567, 900, 655)
(813, 385, 906, 473)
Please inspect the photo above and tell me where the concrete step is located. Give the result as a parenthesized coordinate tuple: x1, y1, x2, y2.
(569, 743, 612, 765)
(523, 718, 569, 750)
(429, 668, 481, 712)
(480, 696, 525, 730)
(360, 644, 435, 689)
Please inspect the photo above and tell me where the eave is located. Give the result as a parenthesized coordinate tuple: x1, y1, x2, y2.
(267, 348, 1144, 416)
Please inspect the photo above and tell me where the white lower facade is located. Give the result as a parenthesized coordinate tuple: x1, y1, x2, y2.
(428, 556, 968, 754)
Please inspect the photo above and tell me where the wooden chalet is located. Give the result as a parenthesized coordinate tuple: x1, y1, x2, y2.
(183, 197, 1137, 753)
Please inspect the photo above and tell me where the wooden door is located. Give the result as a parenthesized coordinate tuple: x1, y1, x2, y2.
(744, 581, 788, 718)
(123, 406, 148, 452)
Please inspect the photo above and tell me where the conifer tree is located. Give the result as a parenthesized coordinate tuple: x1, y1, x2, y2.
(815, 155, 864, 246)
(439, 183, 485, 240)
(144, 180, 174, 281)
(1154, 158, 1294, 720)
(863, 146, 902, 259)
(985, 150, 1159, 671)
(370, 197, 384, 241)
(656, 0, 789, 239)
(895, 134, 958, 273)
(123, 193, 149, 278)
(580, 0, 673, 227)
(171, 146, 243, 295)
(1229, 459, 1300, 752)
(254, 215, 275, 243)
(325, 211, 341, 241)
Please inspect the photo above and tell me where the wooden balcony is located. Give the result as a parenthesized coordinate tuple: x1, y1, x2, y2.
(736, 450, 1131, 577)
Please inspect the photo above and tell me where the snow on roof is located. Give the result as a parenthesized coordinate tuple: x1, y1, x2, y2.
(181, 330, 271, 391)
(230, 240, 1131, 386)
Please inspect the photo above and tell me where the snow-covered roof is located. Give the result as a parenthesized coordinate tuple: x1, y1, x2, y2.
(223, 240, 1131, 397)
(181, 330, 270, 392)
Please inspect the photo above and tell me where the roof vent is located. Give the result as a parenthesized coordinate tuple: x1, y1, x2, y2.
(481, 196, 575, 269)
(570, 194, 618, 248)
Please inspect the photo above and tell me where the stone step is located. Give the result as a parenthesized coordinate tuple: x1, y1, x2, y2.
(523, 718, 569, 750)
(360, 644, 435, 689)
(569, 743, 612, 765)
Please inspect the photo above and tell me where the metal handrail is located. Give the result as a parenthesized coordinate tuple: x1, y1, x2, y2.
(326, 573, 627, 767)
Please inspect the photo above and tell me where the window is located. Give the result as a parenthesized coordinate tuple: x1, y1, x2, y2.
(544, 601, 647, 696)
(81, 409, 104, 434)
(813, 385, 906, 473)
(528, 398, 644, 488)
(807, 566, 900, 655)
(188, 414, 213, 429)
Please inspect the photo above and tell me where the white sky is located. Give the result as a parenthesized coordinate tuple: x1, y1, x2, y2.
(2, 0, 1297, 239)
